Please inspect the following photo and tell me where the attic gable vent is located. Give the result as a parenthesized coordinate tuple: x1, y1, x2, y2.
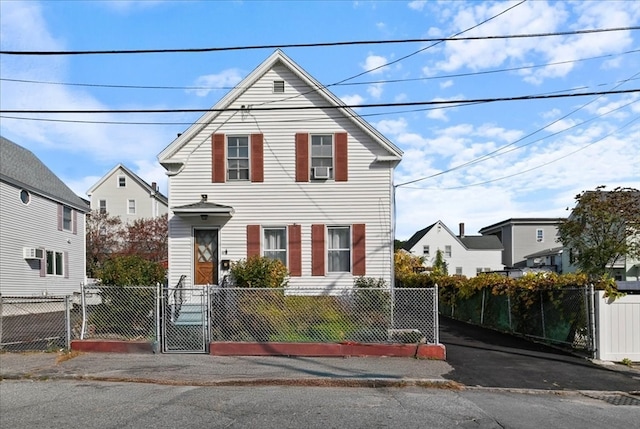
(273, 80, 285, 93)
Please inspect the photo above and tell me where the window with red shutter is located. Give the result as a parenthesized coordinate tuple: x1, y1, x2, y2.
(295, 133, 309, 182)
(288, 224, 302, 276)
(311, 224, 325, 276)
(246, 225, 261, 258)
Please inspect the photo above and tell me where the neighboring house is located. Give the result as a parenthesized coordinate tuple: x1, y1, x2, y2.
(86, 163, 168, 223)
(0, 136, 90, 296)
(479, 218, 563, 269)
(523, 246, 563, 272)
(157, 50, 403, 290)
(402, 221, 503, 277)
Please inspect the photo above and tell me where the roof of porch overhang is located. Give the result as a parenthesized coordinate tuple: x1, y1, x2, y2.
(171, 200, 234, 217)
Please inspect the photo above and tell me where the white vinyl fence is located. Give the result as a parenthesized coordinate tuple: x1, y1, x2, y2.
(595, 291, 640, 361)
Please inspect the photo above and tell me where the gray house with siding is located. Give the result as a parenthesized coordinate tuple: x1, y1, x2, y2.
(479, 218, 564, 269)
(0, 137, 90, 296)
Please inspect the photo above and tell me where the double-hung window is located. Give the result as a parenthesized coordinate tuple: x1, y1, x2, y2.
(328, 226, 350, 272)
(127, 199, 136, 215)
(444, 245, 452, 258)
(423, 245, 430, 256)
(99, 200, 107, 214)
(227, 136, 249, 181)
(536, 229, 544, 242)
(263, 227, 287, 266)
(311, 134, 333, 179)
(46, 250, 64, 276)
(62, 206, 73, 231)
(118, 176, 126, 187)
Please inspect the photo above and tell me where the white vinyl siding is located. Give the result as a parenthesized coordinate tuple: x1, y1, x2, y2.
(164, 64, 396, 290)
(0, 181, 86, 296)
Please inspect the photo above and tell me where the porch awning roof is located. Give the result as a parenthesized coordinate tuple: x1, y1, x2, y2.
(171, 200, 234, 216)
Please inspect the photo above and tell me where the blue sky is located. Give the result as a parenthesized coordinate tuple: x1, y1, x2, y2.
(1, 0, 639, 240)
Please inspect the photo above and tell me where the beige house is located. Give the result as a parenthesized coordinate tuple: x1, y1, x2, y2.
(87, 164, 167, 223)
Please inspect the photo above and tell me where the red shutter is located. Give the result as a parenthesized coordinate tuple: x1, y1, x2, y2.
(335, 132, 348, 182)
(247, 225, 261, 258)
(72, 210, 78, 235)
(311, 224, 325, 276)
(212, 133, 226, 183)
(251, 133, 264, 183)
(288, 224, 302, 277)
(57, 204, 63, 231)
(64, 251, 69, 279)
(352, 224, 366, 276)
(295, 133, 309, 182)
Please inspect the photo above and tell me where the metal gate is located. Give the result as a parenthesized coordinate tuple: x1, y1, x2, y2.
(161, 283, 210, 353)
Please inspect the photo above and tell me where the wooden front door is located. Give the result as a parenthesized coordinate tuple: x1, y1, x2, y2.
(194, 229, 218, 285)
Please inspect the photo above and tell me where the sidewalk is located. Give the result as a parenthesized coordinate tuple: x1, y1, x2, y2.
(0, 351, 457, 388)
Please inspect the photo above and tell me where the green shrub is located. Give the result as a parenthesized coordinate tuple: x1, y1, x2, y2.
(230, 255, 289, 288)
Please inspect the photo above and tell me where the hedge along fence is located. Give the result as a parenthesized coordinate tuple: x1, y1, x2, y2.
(397, 270, 610, 353)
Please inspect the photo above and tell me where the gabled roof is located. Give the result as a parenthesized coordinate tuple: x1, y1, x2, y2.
(0, 136, 89, 212)
(460, 235, 504, 250)
(402, 222, 438, 252)
(157, 49, 403, 164)
(403, 220, 503, 252)
(87, 163, 168, 205)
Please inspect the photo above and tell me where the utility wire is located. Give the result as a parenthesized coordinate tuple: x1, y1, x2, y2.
(3, 48, 637, 91)
(2, 88, 638, 114)
(407, 115, 640, 191)
(396, 70, 640, 187)
(1, 27, 637, 56)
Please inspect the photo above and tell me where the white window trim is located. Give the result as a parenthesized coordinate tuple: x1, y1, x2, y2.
(310, 134, 334, 180)
(423, 245, 430, 256)
(536, 229, 544, 242)
(46, 250, 64, 277)
(127, 199, 136, 215)
(227, 135, 250, 181)
(444, 245, 452, 258)
(99, 199, 107, 214)
(117, 175, 126, 187)
(327, 225, 351, 273)
(262, 226, 287, 267)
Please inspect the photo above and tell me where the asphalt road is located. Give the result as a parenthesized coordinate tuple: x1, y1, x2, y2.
(2, 380, 639, 429)
(439, 316, 640, 392)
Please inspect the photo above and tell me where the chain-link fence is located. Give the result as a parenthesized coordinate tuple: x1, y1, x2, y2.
(78, 284, 160, 343)
(0, 295, 75, 351)
(209, 287, 438, 345)
(439, 285, 595, 354)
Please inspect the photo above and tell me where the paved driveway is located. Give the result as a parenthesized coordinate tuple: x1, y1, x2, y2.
(439, 316, 640, 392)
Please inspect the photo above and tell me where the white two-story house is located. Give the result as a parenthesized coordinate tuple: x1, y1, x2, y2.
(0, 136, 90, 296)
(403, 221, 503, 277)
(157, 50, 403, 290)
(87, 163, 168, 223)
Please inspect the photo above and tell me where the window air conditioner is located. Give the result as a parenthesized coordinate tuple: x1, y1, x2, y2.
(23, 247, 44, 259)
(313, 166, 330, 179)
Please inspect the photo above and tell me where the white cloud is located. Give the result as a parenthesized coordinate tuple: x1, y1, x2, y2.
(188, 69, 244, 97)
(361, 54, 388, 74)
(340, 93, 365, 107)
(367, 82, 384, 99)
(408, 1, 427, 12)
(440, 80, 453, 89)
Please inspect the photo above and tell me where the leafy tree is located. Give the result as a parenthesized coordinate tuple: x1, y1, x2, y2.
(558, 186, 640, 279)
(433, 249, 449, 275)
(394, 250, 426, 284)
(394, 239, 406, 252)
(122, 214, 168, 264)
(85, 210, 123, 278)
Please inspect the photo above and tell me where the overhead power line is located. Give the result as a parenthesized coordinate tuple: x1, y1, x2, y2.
(1, 27, 638, 56)
(2, 89, 638, 114)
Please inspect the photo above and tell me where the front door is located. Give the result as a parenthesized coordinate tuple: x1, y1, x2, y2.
(194, 229, 218, 285)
